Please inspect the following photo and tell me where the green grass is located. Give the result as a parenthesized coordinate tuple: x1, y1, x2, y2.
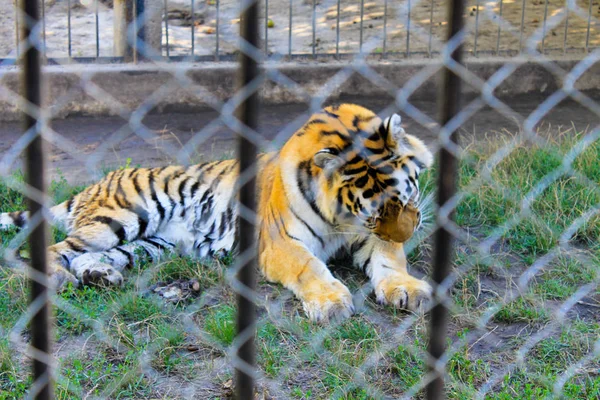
(449, 132, 600, 256)
(0, 338, 29, 399)
(323, 318, 381, 367)
(533, 253, 599, 300)
(493, 295, 551, 324)
(389, 340, 426, 388)
(203, 304, 237, 346)
(1, 129, 599, 398)
(484, 320, 600, 399)
(57, 349, 151, 399)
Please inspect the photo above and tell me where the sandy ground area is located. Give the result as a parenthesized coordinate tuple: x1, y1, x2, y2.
(0, 93, 598, 184)
(1, 0, 598, 59)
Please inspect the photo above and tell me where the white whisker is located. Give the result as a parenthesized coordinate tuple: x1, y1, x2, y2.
(323, 231, 365, 236)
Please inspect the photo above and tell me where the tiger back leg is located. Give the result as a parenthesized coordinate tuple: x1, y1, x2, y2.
(48, 213, 142, 288)
(68, 236, 178, 286)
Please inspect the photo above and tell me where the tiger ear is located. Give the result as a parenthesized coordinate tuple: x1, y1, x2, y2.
(382, 113, 405, 148)
(314, 149, 344, 172)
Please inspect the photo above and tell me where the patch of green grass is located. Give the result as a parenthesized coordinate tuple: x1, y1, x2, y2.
(389, 340, 426, 389)
(0, 338, 29, 399)
(533, 253, 599, 300)
(258, 322, 297, 377)
(204, 304, 237, 346)
(49, 171, 87, 205)
(449, 133, 600, 256)
(324, 317, 380, 367)
(0, 268, 28, 330)
(447, 339, 492, 393)
(0, 170, 88, 246)
(55, 284, 114, 336)
(493, 295, 550, 324)
(0, 172, 28, 252)
(333, 387, 372, 400)
(446, 321, 600, 398)
(115, 293, 165, 323)
(530, 320, 600, 375)
(150, 320, 188, 374)
(0, 171, 26, 213)
(487, 366, 600, 399)
(56, 349, 151, 399)
(291, 386, 314, 399)
(321, 365, 368, 399)
(152, 255, 223, 289)
(203, 306, 302, 367)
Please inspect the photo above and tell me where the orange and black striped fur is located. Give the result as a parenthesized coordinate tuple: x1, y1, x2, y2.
(1, 104, 433, 322)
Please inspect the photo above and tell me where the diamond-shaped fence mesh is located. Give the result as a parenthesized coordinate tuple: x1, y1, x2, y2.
(0, 0, 599, 398)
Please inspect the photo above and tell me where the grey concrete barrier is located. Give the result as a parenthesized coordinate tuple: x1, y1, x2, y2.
(0, 57, 598, 121)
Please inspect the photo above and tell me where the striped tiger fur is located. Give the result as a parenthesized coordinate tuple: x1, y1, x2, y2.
(0, 104, 434, 322)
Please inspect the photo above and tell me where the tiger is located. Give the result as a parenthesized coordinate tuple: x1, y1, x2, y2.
(0, 104, 434, 322)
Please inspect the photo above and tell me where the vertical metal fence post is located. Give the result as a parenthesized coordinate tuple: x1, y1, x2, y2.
(585, 0, 592, 52)
(335, 0, 340, 59)
(265, 0, 269, 56)
(216, 0, 220, 60)
(164, 0, 169, 58)
(67, 0, 72, 59)
(496, 0, 503, 55)
(428, 0, 434, 58)
(21, 0, 52, 398)
(235, 0, 259, 398)
(114, 0, 133, 61)
(427, 0, 464, 395)
(383, 0, 388, 58)
(95, 0, 100, 59)
(191, 0, 195, 56)
(473, 0, 480, 57)
(42, 0, 46, 58)
(15, 1, 20, 59)
(541, 0, 548, 53)
(359, 0, 364, 54)
(135, 0, 145, 62)
(563, 5, 568, 55)
(311, 0, 316, 58)
(288, 0, 293, 57)
(406, 0, 411, 57)
(518, 0, 525, 53)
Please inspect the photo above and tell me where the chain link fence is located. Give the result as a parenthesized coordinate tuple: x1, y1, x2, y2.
(1, 0, 599, 398)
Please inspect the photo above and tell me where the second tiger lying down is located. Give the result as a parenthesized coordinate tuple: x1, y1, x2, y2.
(1, 104, 434, 322)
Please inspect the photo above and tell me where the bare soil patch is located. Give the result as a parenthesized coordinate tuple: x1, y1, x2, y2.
(1, 0, 598, 58)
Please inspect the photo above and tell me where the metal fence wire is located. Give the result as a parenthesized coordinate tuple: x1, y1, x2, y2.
(1, 0, 600, 398)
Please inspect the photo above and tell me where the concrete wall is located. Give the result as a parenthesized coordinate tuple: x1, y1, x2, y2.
(0, 57, 598, 121)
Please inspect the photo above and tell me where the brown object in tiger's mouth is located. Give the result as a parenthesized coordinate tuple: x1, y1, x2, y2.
(375, 202, 419, 243)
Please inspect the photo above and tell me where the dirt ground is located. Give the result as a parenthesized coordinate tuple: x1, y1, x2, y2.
(0, 93, 598, 184)
(1, 0, 598, 58)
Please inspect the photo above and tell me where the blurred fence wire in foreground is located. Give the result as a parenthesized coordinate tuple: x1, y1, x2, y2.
(3, 0, 600, 398)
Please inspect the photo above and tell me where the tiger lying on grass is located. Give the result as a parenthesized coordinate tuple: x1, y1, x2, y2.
(1, 104, 434, 322)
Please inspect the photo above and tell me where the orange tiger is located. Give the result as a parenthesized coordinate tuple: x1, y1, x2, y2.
(1, 104, 433, 322)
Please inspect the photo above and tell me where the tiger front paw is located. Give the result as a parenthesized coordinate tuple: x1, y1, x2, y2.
(301, 280, 355, 323)
(375, 274, 432, 313)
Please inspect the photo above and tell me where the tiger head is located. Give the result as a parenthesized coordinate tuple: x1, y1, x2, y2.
(284, 104, 434, 243)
